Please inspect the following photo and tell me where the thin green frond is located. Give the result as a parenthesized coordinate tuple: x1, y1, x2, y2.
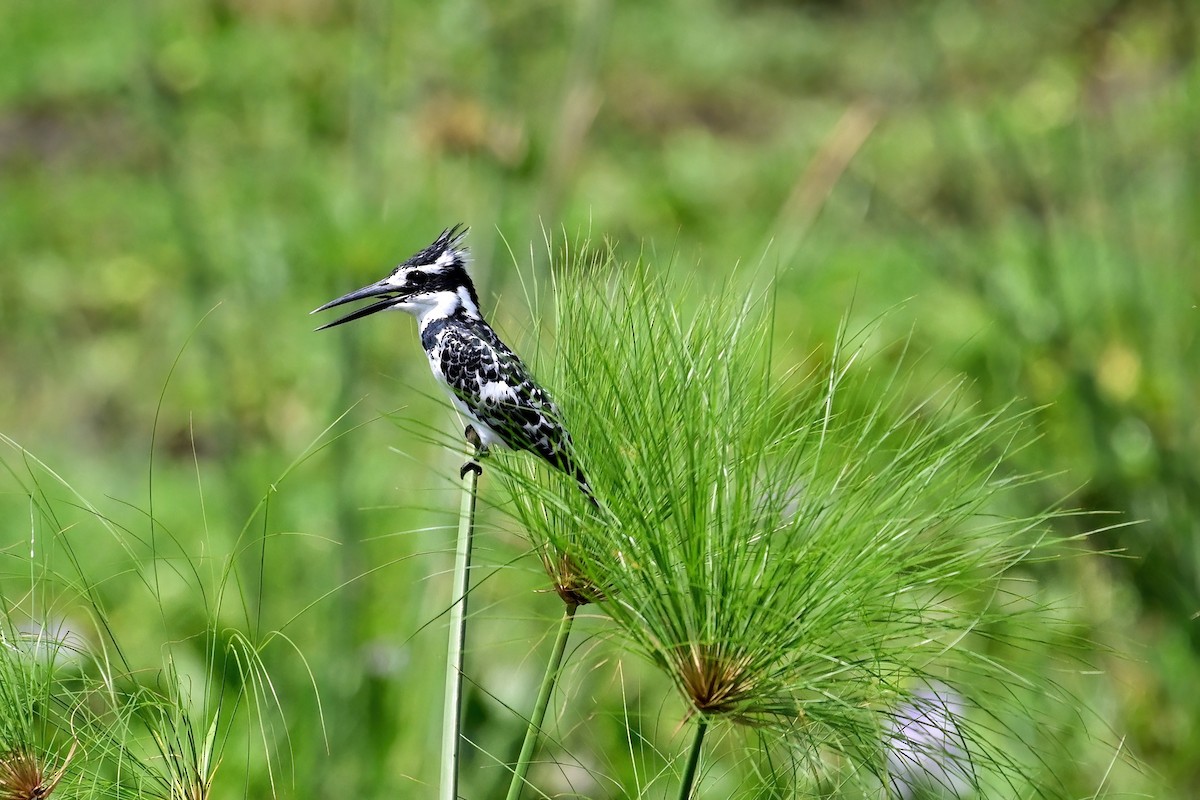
(495, 251, 1103, 796)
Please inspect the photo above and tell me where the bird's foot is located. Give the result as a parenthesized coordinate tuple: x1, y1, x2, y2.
(461, 425, 484, 479)
(464, 425, 483, 451)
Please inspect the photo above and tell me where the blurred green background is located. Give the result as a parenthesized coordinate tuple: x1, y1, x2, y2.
(1, 0, 1197, 796)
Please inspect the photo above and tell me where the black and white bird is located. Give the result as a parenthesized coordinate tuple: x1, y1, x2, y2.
(313, 225, 591, 495)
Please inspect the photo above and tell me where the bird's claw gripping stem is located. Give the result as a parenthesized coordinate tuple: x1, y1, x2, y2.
(460, 425, 484, 479)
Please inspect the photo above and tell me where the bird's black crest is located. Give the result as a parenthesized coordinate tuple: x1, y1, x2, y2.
(402, 224, 469, 270)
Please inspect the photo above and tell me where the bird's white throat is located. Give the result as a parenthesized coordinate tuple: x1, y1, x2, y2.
(399, 286, 483, 332)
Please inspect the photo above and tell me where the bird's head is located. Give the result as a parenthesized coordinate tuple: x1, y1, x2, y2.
(312, 224, 480, 330)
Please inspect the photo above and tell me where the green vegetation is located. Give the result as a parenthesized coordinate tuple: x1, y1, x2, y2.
(499, 263, 1101, 797)
(1, 0, 1196, 797)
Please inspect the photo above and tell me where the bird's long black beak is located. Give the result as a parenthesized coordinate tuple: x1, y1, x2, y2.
(311, 278, 401, 331)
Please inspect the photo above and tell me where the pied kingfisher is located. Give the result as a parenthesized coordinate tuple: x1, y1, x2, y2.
(313, 225, 591, 495)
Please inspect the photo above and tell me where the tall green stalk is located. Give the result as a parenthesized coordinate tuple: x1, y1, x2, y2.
(677, 717, 709, 800)
(505, 602, 578, 800)
(442, 462, 481, 800)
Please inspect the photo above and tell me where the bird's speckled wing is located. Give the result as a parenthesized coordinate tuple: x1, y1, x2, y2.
(435, 321, 579, 475)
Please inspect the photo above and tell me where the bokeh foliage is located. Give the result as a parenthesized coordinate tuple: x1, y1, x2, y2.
(1, 0, 1196, 796)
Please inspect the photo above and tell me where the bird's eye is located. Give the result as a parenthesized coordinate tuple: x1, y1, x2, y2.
(407, 271, 429, 289)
